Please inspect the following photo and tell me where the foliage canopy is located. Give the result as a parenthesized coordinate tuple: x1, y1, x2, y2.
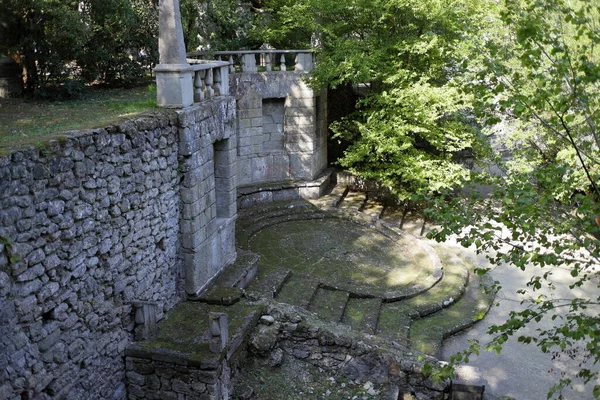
(255, 0, 490, 199)
(0, 0, 158, 98)
(428, 0, 599, 397)
(256, 0, 600, 397)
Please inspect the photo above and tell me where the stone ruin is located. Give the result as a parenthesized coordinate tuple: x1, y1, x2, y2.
(0, 1, 490, 399)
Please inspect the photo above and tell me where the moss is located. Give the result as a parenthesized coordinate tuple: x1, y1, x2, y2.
(341, 297, 382, 332)
(139, 301, 261, 358)
(309, 288, 349, 322)
(199, 285, 244, 305)
(409, 272, 495, 357)
(245, 218, 433, 298)
(233, 354, 389, 400)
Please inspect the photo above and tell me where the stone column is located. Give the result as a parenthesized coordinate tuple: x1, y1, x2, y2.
(155, 0, 194, 108)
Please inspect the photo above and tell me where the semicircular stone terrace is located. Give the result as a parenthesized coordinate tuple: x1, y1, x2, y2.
(244, 216, 441, 299)
(235, 197, 494, 356)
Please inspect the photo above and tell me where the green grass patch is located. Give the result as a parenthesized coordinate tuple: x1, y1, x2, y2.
(0, 85, 157, 155)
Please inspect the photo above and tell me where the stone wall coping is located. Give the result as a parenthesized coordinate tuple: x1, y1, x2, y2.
(154, 63, 194, 73)
(187, 59, 230, 70)
(0, 110, 177, 162)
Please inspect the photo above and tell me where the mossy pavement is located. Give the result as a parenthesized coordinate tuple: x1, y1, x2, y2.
(238, 187, 496, 357)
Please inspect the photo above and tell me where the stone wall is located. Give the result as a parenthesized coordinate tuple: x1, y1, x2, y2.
(176, 98, 238, 296)
(125, 357, 230, 400)
(0, 95, 241, 399)
(0, 71, 326, 399)
(0, 112, 184, 399)
(231, 72, 328, 188)
(247, 304, 447, 399)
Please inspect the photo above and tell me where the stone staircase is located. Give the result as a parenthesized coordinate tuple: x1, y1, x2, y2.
(238, 184, 495, 359)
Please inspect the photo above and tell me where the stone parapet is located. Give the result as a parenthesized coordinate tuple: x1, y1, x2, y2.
(230, 72, 328, 190)
(125, 300, 264, 400)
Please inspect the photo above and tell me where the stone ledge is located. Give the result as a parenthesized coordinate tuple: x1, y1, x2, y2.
(236, 202, 444, 301)
(237, 168, 334, 209)
(242, 301, 448, 399)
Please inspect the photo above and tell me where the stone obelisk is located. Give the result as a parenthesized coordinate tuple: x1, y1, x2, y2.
(154, 0, 193, 107)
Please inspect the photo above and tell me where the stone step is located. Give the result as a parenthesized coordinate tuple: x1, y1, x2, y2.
(211, 248, 259, 290)
(308, 184, 348, 209)
(236, 209, 327, 247)
(376, 302, 413, 349)
(237, 199, 319, 230)
(362, 198, 384, 221)
(380, 205, 430, 237)
(309, 287, 350, 323)
(276, 275, 320, 309)
(408, 248, 494, 357)
(126, 300, 263, 370)
(375, 247, 471, 348)
(245, 268, 291, 300)
(337, 190, 367, 213)
(409, 273, 492, 358)
(403, 249, 470, 318)
(341, 297, 382, 334)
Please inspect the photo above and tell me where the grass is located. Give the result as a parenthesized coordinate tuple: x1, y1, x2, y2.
(0, 85, 157, 155)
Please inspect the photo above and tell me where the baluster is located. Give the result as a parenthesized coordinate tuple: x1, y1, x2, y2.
(213, 67, 222, 96)
(229, 55, 235, 74)
(295, 52, 313, 72)
(217, 55, 222, 61)
(194, 70, 205, 102)
(280, 54, 286, 71)
(265, 54, 272, 72)
(220, 66, 229, 96)
(205, 68, 215, 99)
(242, 53, 257, 72)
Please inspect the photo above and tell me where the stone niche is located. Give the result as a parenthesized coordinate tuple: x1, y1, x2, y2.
(231, 72, 328, 188)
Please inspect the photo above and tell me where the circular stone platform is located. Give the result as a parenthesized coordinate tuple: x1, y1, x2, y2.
(245, 215, 440, 299)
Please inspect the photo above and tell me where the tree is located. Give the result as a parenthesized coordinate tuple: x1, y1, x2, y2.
(0, 0, 88, 97)
(254, 0, 489, 199)
(425, 0, 600, 397)
(0, 0, 158, 97)
(256, 0, 600, 397)
(78, 0, 158, 86)
(180, 0, 260, 51)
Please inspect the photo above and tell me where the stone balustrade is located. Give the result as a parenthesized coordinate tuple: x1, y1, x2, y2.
(186, 59, 230, 103)
(188, 50, 315, 74)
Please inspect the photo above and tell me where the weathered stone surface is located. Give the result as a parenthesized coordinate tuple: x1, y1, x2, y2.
(0, 111, 184, 400)
(1, 61, 331, 400)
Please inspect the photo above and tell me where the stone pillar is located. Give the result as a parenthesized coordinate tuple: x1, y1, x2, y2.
(155, 0, 194, 108)
(133, 301, 158, 340)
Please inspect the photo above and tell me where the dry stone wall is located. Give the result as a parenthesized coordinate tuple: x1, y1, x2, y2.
(0, 112, 185, 399)
(248, 304, 447, 400)
(0, 71, 326, 399)
(0, 97, 243, 399)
